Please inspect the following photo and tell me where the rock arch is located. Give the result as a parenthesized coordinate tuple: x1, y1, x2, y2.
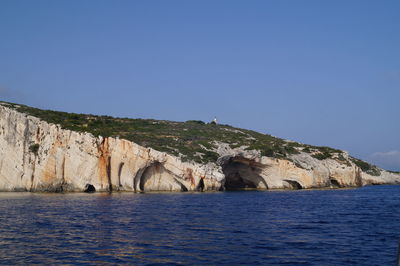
(134, 162, 188, 192)
(221, 157, 268, 190)
(283, 179, 303, 190)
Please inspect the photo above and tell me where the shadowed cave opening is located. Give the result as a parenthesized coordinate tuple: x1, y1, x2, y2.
(284, 180, 303, 190)
(221, 157, 268, 191)
(84, 184, 96, 193)
(196, 178, 205, 192)
(330, 178, 341, 188)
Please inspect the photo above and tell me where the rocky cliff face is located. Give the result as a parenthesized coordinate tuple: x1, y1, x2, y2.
(0, 104, 399, 192)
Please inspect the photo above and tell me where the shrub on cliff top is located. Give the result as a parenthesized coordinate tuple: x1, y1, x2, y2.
(350, 157, 381, 176)
(29, 144, 39, 154)
(0, 101, 376, 171)
(312, 152, 331, 160)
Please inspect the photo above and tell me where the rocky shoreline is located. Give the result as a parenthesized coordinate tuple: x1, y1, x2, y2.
(1, 103, 399, 193)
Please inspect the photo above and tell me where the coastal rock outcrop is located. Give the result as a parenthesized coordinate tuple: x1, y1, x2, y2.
(0, 104, 399, 192)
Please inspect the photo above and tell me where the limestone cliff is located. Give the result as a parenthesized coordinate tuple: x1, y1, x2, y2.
(0, 103, 399, 192)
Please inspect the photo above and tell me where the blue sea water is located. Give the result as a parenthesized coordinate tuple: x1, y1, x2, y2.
(0, 185, 399, 265)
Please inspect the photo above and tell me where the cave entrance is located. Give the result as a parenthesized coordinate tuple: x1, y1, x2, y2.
(330, 178, 341, 188)
(221, 157, 268, 191)
(284, 180, 303, 190)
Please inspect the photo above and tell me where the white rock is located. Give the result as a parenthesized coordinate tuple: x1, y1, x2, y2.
(0, 104, 399, 192)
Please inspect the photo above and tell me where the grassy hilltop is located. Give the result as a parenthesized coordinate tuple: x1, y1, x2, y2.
(0, 101, 381, 175)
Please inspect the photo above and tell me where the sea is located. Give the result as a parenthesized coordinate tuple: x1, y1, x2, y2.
(0, 185, 399, 265)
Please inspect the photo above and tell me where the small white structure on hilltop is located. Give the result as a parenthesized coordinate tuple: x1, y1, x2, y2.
(212, 117, 218, 124)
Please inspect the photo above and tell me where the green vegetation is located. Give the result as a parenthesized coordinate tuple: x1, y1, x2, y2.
(350, 157, 381, 176)
(3, 101, 310, 163)
(310, 146, 341, 160)
(0, 101, 370, 171)
(186, 120, 205, 125)
(29, 143, 39, 155)
(311, 152, 331, 160)
(388, 170, 400, 174)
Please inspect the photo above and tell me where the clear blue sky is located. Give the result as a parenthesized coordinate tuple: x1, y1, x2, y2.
(1, 0, 399, 170)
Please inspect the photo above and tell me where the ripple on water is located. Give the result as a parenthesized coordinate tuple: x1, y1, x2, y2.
(0, 186, 399, 265)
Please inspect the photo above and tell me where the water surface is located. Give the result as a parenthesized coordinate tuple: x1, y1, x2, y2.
(0, 186, 399, 265)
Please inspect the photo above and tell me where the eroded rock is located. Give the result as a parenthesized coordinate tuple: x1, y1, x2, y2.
(0, 104, 399, 192)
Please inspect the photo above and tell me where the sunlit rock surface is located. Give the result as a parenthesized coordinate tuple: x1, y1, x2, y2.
(0, 104, 399, 192)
